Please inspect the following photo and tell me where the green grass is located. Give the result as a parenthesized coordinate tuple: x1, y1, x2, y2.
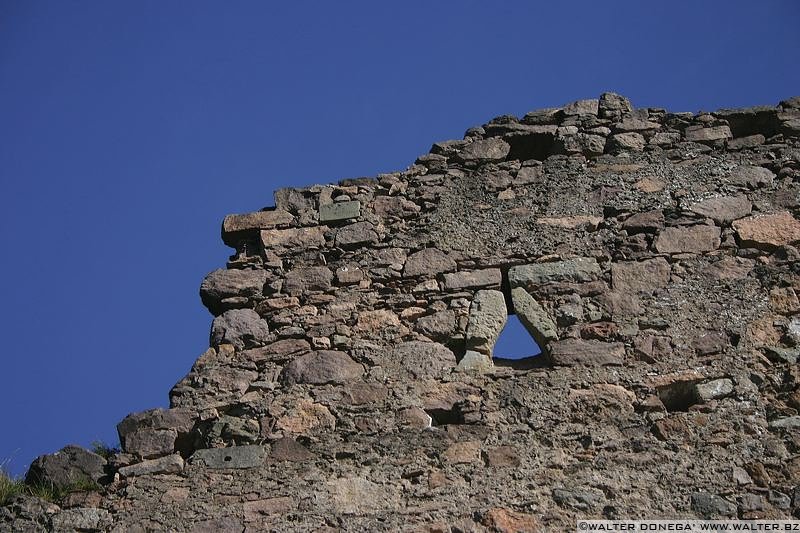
(0, 468, 101, 507)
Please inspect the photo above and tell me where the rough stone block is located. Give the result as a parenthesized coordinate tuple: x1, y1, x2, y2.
(210, 309, 270, 349)
(118, 454, 184, 477)
(190, 445, 267, 469)
(387, 341, 457, 379)
(223, 207, 292, 239)
(510, 287, 558, 348)
(508, 258, 600, 288)
(441, 268, 501, 291)
(728, 165, 775, 188)
(732, 211, 800, 250)
(403, 248, 457, 278)
(689, 195, 752, 224)
(260, 226, 327, 252)
(456, 350, 493, 373)
(562, 98, 599, 116)
(200, 268, 268, 315)
(319, 200, 361, 223)
(25, 445, 107, 488)
(466, 290, 507, 355)
(335, 221, 379, 248)
(283, 266, 333, 295)
(654, 225, 721, 254)
(611, 258, 671, 293)
(685, 125, 732, 143)
(280, 350, 363, 385)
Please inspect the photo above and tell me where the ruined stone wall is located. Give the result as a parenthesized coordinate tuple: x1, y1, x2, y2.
(5, 93, 800, 532)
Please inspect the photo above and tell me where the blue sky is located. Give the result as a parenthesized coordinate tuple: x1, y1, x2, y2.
(1, 1, 798, 477)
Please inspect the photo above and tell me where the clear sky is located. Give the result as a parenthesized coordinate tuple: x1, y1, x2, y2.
(1, 1, 798, 477)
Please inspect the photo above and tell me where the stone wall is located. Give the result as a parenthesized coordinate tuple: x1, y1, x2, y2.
(4, 93, 800, 532)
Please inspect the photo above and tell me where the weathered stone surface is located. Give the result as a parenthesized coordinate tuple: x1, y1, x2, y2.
(535, 215, 603, 230)
(689, 195, 752, 224)
(319, 200, 361, 222)
(508, 258, 601, 288)
(387, 341, 456, 379)
(685, 125, 732, 143)
(260, 226, 327, 251)
(280, 350, 363, 385)
(210, 308, 270, 349)
(25, 445, 106, 488)
(335, 221, 379, 248)
(222, 209, 294, 245)
(598, 92, 632, 120)
(118, 454, 184, 477)
(121, 428, 177, 459)
(275, 400, 335, 434)
(403, 248, 457, 277)
(50, 507, 112, 532)
(415, 309, 456, 342)
(511, 287, 557, 348)
(732, 211, 800, 250)
(441, 268, 501, 290)
(608, 132, 646, 152)
(325, 477, 397, 515)
(283, 266, 333, 295)
(191, 445, 267, 469)
(614, 118, 661, 132)
(200, 268, 267, 315)
(729, 165, 775, 188)
(371, 196, 420, 218)
(622, 210, 664, 234)
(456, 137, 510, 162)
(548, 339, 625, 366)
(562, 98, 599, 116)
(654, 225, 721, 254)
(691, 492, 737, 518)
(611, 258, 671, 292)
(695, 378, 734, 401)
(482, 507, 540, 533)
(466, 290, 507, 355)
(455, 350, 493, 372)
(268, 437, 316, 462)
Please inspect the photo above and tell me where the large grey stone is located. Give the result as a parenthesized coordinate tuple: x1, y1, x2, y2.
(548, 339, 624, 366)
(441, 269, 501, 291)
(118, 454, 184, 477)
(456, 138, 510, 162)
(508, 258, 601, 289)
(191, 445, 267, 469)
(25, 445, 106, 488)
(415, 310, 456, 342)
(562, 99, 599, 116)
(689, 195, 752, 224)
(319, 200, 361, 223)
(387, 341, 457, 379)
(210, 309, 270, 349)
(283, 266, 333, 295)
(654, 225, 721, 254)
(117, 408, 194, 459)
(611, 258, 671, 293)
(511, 287, 558, 349)
(280, 350, 363, 385)
(695, 379, 734, 401)
(335, 221, 379, 248)
(690, 492, 737, 518)
(260, 226, 328, 252)
(200, 268, 268, 315)
(456, 350, 493, 373)
(599, 92, 633, 121)
(403, 248, 457, 278)
(466, 290, 508, 355)
(608, 132, 646, 152)
(685, 125, 732, 143)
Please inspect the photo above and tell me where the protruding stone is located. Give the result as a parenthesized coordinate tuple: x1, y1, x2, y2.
(654, 225, 721, 254)
(319, 200, 361, 223)
(732, 211, 800, 250)
(210, 309, 270, 349)
(608, 132, 646, 152)
(222, 209, 295, 246)
(689, 195, 752, 224)
(442, 269, 501, 291)
(280, 350, 363, 385)
(622, 210, 664, 234)
(695, 379, 734, 401)
(511, 287, 558, 348)
(611, 258, 671, 293)
(403, 248, 457, 278)
(598, 92, 633, 120)
(117, 408, 194, 458)
(200, 269, 268, 315)
(548, 339, 624, 366)
(191, 445, 267, 469)
(466, 290, 507, 355)
(562, 99, 599, 116)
